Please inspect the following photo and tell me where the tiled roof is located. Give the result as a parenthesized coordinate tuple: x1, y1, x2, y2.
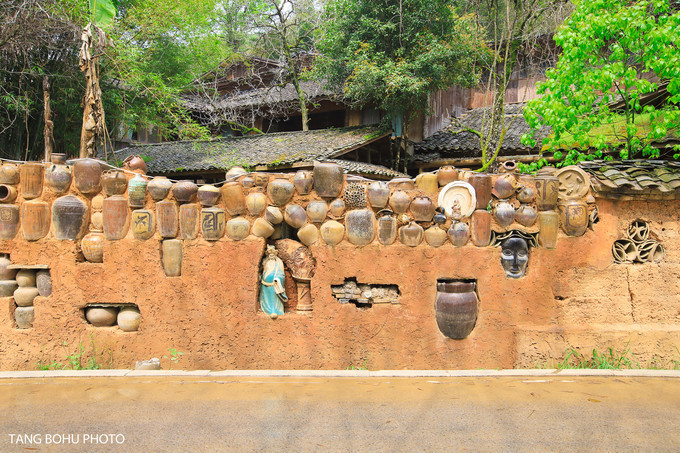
(106, 126, 389, 175)
(580, 160, 680, 198)
(324, 159, 408, 178)
(414, 103, 552, 160)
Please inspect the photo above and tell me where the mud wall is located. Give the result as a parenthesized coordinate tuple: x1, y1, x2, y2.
(0, 161, 678, 370)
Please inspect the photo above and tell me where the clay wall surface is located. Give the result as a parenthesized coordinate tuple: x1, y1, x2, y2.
(0, 161, 678, 370)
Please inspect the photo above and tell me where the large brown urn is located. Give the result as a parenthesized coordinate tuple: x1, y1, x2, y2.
(21, 200, 50, 241)
(20, 162, 44, 199)
(72, 158, 102, 194)
(313, 162, 344, 198)
(435, 280, 478, 339)
(103, 195, 129, 240)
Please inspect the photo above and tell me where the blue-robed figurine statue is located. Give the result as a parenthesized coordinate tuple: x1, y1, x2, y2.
(260, 246, 288, 318)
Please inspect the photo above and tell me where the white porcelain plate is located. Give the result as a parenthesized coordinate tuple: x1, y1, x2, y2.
(437, 181, 476, 218)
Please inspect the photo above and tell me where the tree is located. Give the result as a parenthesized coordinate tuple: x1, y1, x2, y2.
(453, 0, 571, 172)
(317, 0, 487, 168)
(523, 0, 680, 165)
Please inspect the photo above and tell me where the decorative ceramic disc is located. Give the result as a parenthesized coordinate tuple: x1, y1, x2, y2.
(437, 181, 476, 218)
(555, 166, 590, 200)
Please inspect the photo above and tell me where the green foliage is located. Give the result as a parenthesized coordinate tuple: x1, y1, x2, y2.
(346, 356, 369, 370)
(543, 342, 680, 370)
(90, 0, 117, 27)
(524, 0, 680, 161)
(36, 337, 114, 370)
(317, 0, 487, 121)
(163, 348, 184, 369)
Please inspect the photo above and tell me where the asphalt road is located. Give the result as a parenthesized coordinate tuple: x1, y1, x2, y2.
(1, 373, 678, 452)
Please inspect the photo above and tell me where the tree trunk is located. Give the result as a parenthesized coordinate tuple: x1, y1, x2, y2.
(43, 76, 54, 163)
(79, 24, 105, 158)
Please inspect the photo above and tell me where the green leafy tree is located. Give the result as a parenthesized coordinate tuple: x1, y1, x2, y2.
(523, 0, 680, 166)
(317, 0, 487, 168)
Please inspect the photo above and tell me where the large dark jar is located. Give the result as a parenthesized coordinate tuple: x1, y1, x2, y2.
(435, 280, 478, 339)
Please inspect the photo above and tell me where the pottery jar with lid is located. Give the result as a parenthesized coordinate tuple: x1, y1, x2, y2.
(101, 169, 128, 196)
(313, 162, 344, 198)
(127, 173, 148, 208)
(72, 158, 102, 194)
(20, 162, 44, 200)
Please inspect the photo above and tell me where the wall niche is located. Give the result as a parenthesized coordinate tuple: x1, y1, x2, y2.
(331, 278, 400, 308)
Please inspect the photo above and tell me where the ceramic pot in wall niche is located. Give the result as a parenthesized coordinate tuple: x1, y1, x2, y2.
(320, 220, 344, 245)
(517, 185, 535, 204)
(294, 170, 314, 195)
(21, 200, 50, 241)
(123, 155, 147, 174)
(252, 218, 275, 238)
(91, 194, 104, 211)
(469, 173, 492, 210)
(179, 204, 199, 240)
(117, 307, 141, 332)
(44, 164, 72, 194)
(515, 204, 537, 227)
(424, 226, 447, 247)
(201, 207, 226, 241)
(91, 211, 103, 231)
(162, 239, 182, 277)
(156, 200, 178, 238)
(377, 210, 397, 245)
(220, 182, 245, 214)
(447, 221, 469, 247)
(267, 178, 294, 206)
(492, 173, 517, 199)
(297, 223, 319, 246)
(494, 200, 515, 228)
(252, 172, 269, 188)
(127, 173, 148, 208)
(534, 174, 559, 211)
(389, 190, 411, 214)
(101, 169, 127, 196)
(306, 201, 327, 223)
(72, 158, 102, 194)
(399, 221, 423, 247)
(245, 190, 267, 216)
(437, 166, 458, 186)
(0, 255, 17, 280)
(558, 200, 588, 237)
(147, 176, 173, 201)
(36, 270, 51, 297)
(345, 209, 376, 246)
(328, 198, 345, 219)
(197, 184, 220, 207)
(0, 184, 17, 203)
(0, 204, 19, 240)
(226, 217, 250, 241)
(16, 269, 35, 287)
(313, 162, 344, 198)
(411, 195, 435, 222)
(20, 162, 44, 199)
(0, 162, 19, 184)
(470, 209, 491, 247)
(14, 306, 34, 328)
(103, 195, 129, 240)
(537, 211, 558, 249)
(433, 208, 447, 225)
(14, 286, 39, 307)
(172, 180, 198, 203)
(81, 231, 105, 262)
(264, 206, 283, 225)
(435, 280, 478, 339)
(86, 306, 118, 327)
(367, 181, 390, 209)
(131, 209, 155, 240)
(415, 172, 438, 194)
(284, 204, 307, 229)
(52, 195, 88, 240)
(0, 280, 18, 297)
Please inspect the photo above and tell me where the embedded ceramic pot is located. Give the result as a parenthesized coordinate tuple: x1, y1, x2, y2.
(16, 269, 36, 287)
(377, 211, 398, 245)
(15, 306, 34, 328)
(415, 172, 438, 194)
(44, 164, 72, 194)
(131, 209, 155, 240)
(399, 221, 424, 247)
(293, 170, 314, 195)
(284, 204, 307, 229)
(21, 201, 50, 241)
(101, 169, 127, 196)
(245, 191, 267, 216)
(52, 195, 88, 240)
(172, 180, 198, 203)
(36, 270, 51, 297)
(469, 173, 492, 210)
(20, 162, 44, 200)
(367, 181, 390, 209)
(517, 185, 536, 204)
(252, 218, 275, 238)
(492, 173, 517, 199)
(558, 200, 588, 237)
(447, 221, 469, 247)
(494, 200, 516, 228)
(226, 217, 250, 241)
(515, 204, 537, 227)
(123, 155, 147, 173)
(200, 207, 226, 241)
(81, 232, 105, 262)
(470, 210, 491, 247)
(0, 162, 19, 184)
(127, 173, 148, 208)
(437, 166, 458, 186)
(0, 255, 17, 280)
(197, 184, 220, 207)
(424, 226, 447, 247)
(0, 280, 18, 297)
(306, 201, 327, 223)
(162, 239, 182, 276)
(117, 307, 141, 332)
(0, 184, 18, 203)
(147, 176, 173, 201)
(435, 280, 478, 339)
(72, 158, 101, 194)
(220, 182, 245, 214)
(86, 307, 118, 327)
(538, 211, 558, 249)
(313, 162, 344, 198)
(345, 209, 375, 246)
(264, 206, 283, 225)
(103, 195, 129, 240)
(179, 204, 199, 240)
(411, 195, 435, 222)
(320, 220, 344, 245)
(389, 190, 411, 214)
(0, 204, 20, 240)
(156, 200, 179, 238)
(267, 178, 295, 206)
(297, 224, 319, 246)
(534, 175, 560, 211)
(14, 286, 39, 307)
(252, 173, 269, 188)
(328, 199, 346, 219)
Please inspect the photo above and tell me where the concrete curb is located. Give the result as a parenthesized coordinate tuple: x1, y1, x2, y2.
(0, 369, 679, 379)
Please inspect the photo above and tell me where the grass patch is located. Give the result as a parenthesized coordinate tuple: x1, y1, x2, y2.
(542, 342, 680, 370)
(36, 336, 114, 370)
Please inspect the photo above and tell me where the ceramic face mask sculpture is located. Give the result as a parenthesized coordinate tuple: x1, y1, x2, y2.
(500, 237, 529, 279)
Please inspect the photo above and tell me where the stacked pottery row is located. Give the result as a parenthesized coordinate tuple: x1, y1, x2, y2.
(85, 305, 141, 331)
(0, 258, 51, 329)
